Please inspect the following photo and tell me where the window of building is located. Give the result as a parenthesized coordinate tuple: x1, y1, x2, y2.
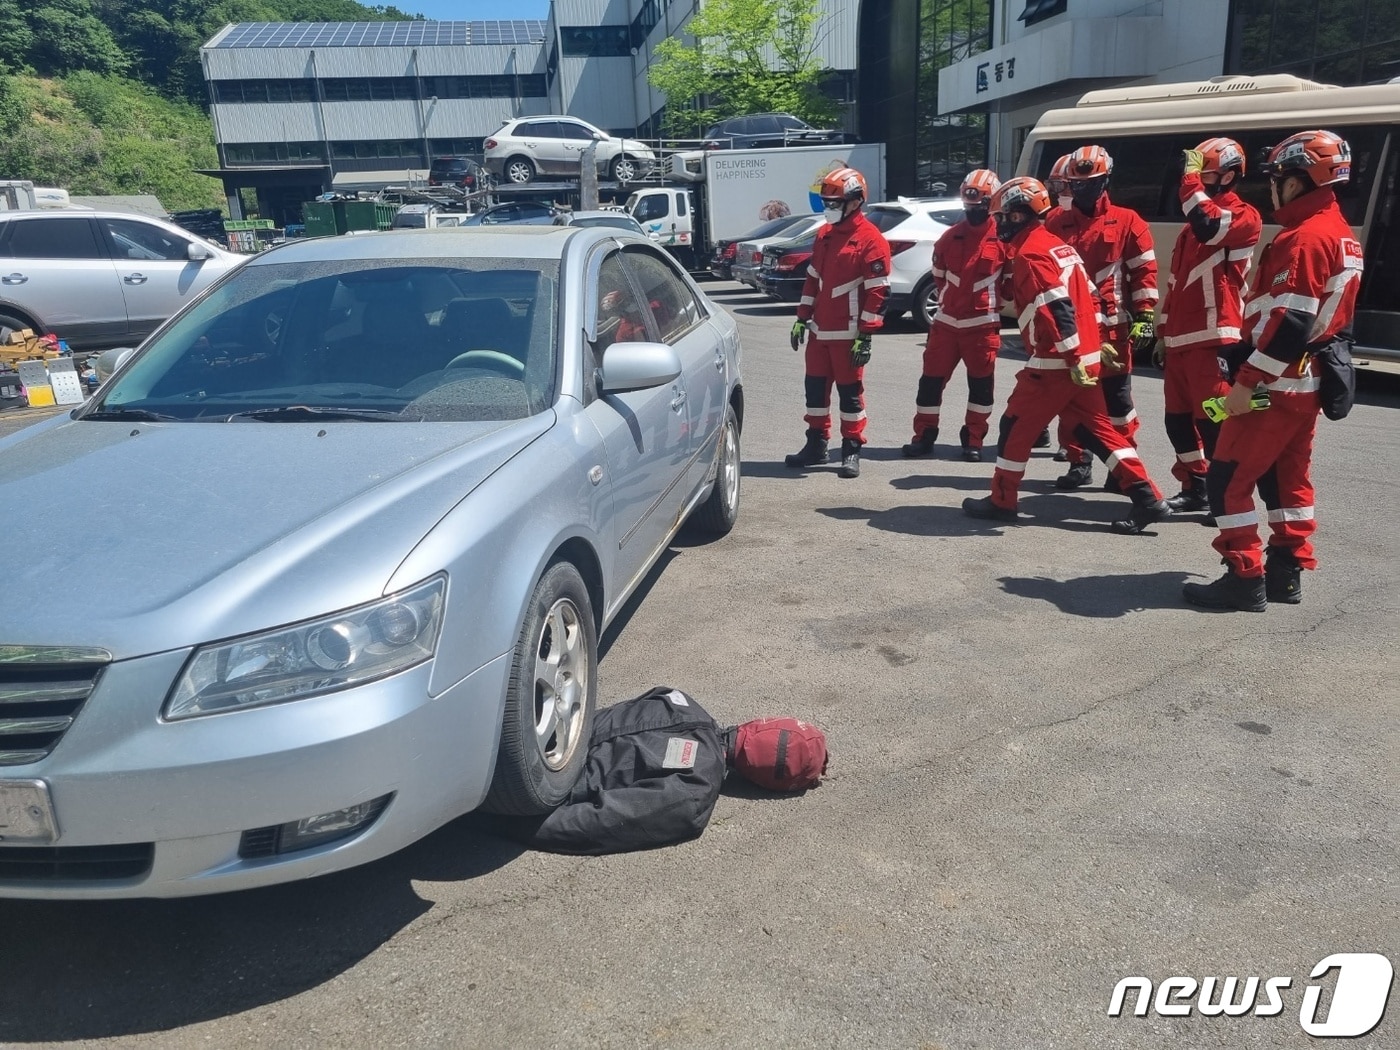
(430, 138, 486, 157)
(212, 79, 316, 104)
(1226, 0, 1400, 85)
(916, 0, 994, 194)
(560, 26, 632, 57)
(1017, 0, 1066, 27)
(225, 142, 325, 165)
(631, 0, 661, 49)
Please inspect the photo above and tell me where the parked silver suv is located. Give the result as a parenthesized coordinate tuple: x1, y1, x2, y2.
(0, 210, 243, 351)
(484, 116, 656, 185)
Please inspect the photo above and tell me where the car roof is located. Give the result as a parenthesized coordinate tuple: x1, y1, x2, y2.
(246, 226, 623, 266)
(566, 210, 635, 220)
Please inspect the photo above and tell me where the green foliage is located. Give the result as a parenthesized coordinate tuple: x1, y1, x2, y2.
(648, 0, 837, 137)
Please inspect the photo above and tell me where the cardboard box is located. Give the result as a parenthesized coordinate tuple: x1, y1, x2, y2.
(5, 328, 35, 345)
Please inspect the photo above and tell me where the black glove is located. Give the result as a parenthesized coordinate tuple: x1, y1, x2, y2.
(850, 334, 872, 367)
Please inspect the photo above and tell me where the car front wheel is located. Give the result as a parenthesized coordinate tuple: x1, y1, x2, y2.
(504, 157, 535, 184)
(483, 560, 597, 815)
(914, 275, 939, 331)
(688, 404, 741, 535)
(610, 155, 640, 183)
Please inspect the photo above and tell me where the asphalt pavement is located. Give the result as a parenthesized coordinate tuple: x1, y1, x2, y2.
(0, 289, 1396, 1049)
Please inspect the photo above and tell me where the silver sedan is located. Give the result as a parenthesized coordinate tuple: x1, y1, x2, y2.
(0, 226, 743, 897)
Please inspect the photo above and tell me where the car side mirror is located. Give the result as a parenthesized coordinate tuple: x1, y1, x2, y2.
(187, 241, 212, 261)
(597, 341, 682, 394)
(94, 346, 135, 381)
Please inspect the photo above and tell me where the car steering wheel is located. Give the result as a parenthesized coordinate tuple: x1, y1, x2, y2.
(445, 349, 526, 376)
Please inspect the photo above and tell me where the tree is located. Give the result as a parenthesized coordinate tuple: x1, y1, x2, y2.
(647, 0, 838, 137)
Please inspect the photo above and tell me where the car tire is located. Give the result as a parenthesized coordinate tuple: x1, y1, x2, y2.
(0, 310, 36, 342)
(914, 275, 938, 331)
(610, 155, 639, 183)
(504, 157, 535, 185)
(688, 404, 741, 535)
(483, 560, 597, 816)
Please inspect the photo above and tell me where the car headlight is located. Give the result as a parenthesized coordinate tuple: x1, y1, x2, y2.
(164, 576, 446, 720)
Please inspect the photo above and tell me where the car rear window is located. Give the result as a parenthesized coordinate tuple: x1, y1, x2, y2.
(863, 208, 914, 234)
(91, 260, 561, 423)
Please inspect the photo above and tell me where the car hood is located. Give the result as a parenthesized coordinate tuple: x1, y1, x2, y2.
(0, 413, 552, 657)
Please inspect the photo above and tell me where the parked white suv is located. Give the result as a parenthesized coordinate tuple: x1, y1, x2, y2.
(0, 210, 243, 351)
(484, 116, 656, 185)
(864, 197, 964, 329)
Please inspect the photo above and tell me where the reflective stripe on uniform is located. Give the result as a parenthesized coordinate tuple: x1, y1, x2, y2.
(1018, 286, 1069, 330)
(1176, 449, 1206, 463)
(996, 457, 1027, 472)
(1109, 408, 1139, 426)
(1105, 447, 1140, 469)
(1025, 349, 1101, 370)
(967, 402, 994, 414)
(1267, 506, 1315, 522)
(829, 275, 863, 297)
(864, 276, 890, 290)
(812, 326, 858, 339)
(1246, 349, 1289, 376)
(915, 404, 941, 415)
(859, 310, 882, 325)
(1265, 375, 1321, 394)
(1215, 510, 1258, 529)
(805, 405, 830, 416)
(934, 312, 1001, 329)
(840, 410, 866, 423)
(1164, 326, 1240, 348)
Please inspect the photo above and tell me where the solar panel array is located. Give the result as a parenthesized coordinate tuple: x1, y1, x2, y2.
(212, 21, 549, 49)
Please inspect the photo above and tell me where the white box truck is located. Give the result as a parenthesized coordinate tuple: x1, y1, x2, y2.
(625, 143, 887, 271)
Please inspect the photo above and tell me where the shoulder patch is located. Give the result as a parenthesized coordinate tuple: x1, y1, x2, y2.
(1342, 239, 1364, 268)
(871, 260, 886, 276)
(1050, 244, 1081, 265)
(1271, 269, 1291, 287)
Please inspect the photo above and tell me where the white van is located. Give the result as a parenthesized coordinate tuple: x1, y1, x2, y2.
(1017, 75, 1400, 367)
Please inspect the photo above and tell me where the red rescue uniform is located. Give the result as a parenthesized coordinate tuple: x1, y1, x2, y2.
(910, 217, 1006, 449)
(1209, 187, 1362, 576)
(987, 223, 1162, 511)
(795, 210, 891, 443)
(1159, 174, 1262, 487)
(1046, 195, 1157, 451)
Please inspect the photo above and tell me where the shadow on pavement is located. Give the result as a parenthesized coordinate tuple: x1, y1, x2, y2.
(0, 817, 526, 1042)
(600, 546, 678, 658)
(727, 303, 797, 318)
(889, 471, 993, 492)
(997, 570, 1196, 617)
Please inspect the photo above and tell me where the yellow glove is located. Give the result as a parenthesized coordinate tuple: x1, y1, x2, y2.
(1183, 149, 1205, 176)
(1099, 341, 1124, 374)
(1070, 361, 1097, 387)
(789, 320, 807, 352)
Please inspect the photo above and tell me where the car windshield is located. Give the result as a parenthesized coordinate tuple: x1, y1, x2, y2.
(88, 259, 559, 423)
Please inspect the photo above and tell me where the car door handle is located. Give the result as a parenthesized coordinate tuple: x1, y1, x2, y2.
(713, 349, 725, 371)
(670, 387, 687, 413)
(123, 273, 148, 285)
(2, 273, 27, 284)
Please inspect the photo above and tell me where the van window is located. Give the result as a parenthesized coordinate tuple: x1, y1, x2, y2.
(1032, 125, 1386, 226)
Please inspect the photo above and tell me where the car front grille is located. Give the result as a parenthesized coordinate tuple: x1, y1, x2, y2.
(0, 844, 153, 881)
(0, 646, 109, 766)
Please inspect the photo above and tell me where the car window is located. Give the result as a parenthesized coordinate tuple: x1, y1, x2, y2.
(485, 205, 518, 223)
(518, 202, 554, 218)
(103, 218, 191, 262)
(521, 121, 560, 138)
(632, 195, 670, 223)
(620, 246, 704, 344)
(928, 208, 964, 226)
(776, 115, 809, 130)
(750, 115, 780, 136)
(5, 217, 105, 260)
(557, 122, 596, 141)
(91, 260, 559, 422)
(594, 251, 652, 351)
(863, 208, 913, 234)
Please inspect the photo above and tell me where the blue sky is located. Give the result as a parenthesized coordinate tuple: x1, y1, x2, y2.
(403, 0, 550, 19)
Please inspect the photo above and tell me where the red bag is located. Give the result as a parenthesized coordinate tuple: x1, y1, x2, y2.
(729, 718, 828, 791)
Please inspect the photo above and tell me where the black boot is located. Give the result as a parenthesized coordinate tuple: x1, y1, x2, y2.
(902, 429, 937, 458)
(1103, 471, 1123, 494)
(1166, 474, 1210, 513)
(1264, 548, 1302, 604)
(1183, 567, 1267, 612)
(1033, 428, 1052, 449)
(1056, 461, 1093, 489)
(784, 432, 828, 468)
(962, 496, 1018, 522)
(1110, 487, 1172, 535)
(959, 425, 981, 462)
(1053, 447, 1070, 462)
(837, 439, 861, 478)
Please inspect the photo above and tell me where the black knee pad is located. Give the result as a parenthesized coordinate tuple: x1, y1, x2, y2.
(836, 381, 863, 415)
(1256, 464, 1281, 511)
(1071, 422, 1111, 462)
(1102, 373, 1134, 418)
(1164, 412, 1198, 454)
(967, 373, 994, 404)
(916, 375, 946, 406)
(996, 413, 1017, 456)
(803, 374, 829, 409)
(1206, 459, 1238, 516)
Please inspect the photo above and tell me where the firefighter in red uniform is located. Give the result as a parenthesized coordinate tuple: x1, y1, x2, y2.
(1183, 130, 1362, 611)
(1155, 137, 1262, 512)
(1047, 146, 1159, 489)
(786, 167, 891, 479)
(902, 169, 1005, 461)
(962, 177, 1171, 533)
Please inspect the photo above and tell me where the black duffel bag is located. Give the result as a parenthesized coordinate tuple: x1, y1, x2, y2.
(1312, 335, 1356, 421)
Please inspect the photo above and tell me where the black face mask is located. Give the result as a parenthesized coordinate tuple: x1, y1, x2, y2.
(1070, 177, 1107, 213)
(1202, 173, 1236, 199)
(994, 213, 1027, 242)
(965, 205, 990, 226)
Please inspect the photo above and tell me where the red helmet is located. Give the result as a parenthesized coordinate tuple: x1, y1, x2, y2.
(819, 167, 868, 203)
(1260, 130, 1352, 187)
(960, 169, 1001, 205)
(1066, 145, 1113, 181)
(990, 176, 1052, 219)
(1193, 136, 1247, 176)
(1047, 154, 1072, 195)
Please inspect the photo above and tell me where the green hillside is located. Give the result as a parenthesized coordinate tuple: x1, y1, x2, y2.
(0, 0, 417, 213)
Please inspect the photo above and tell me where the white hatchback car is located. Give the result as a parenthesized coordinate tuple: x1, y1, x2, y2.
(0, 210, 243, 351)
(864, 198, 964, 329)
(484, 116, 656, 185)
